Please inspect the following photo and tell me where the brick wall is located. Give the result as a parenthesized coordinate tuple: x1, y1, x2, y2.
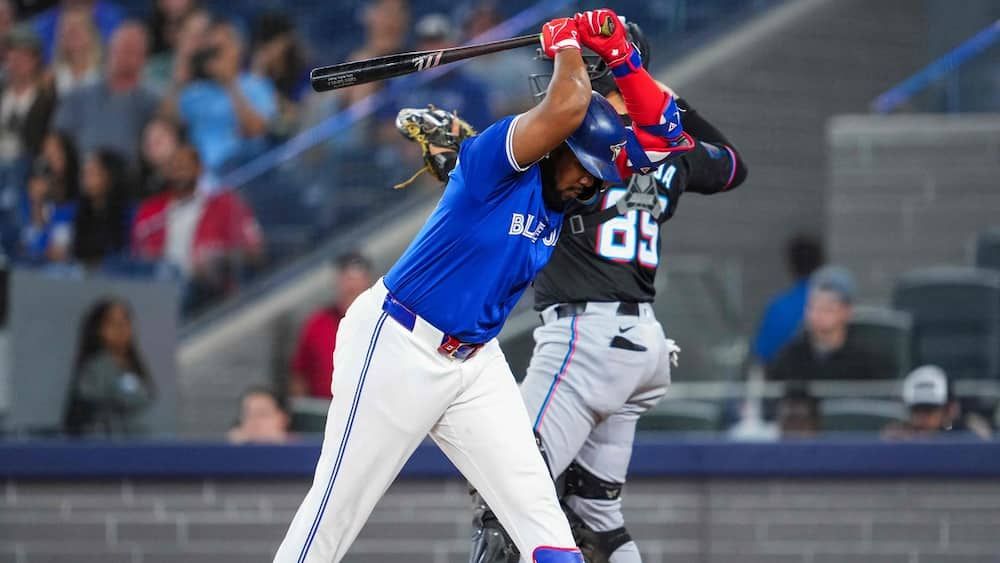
(827, 114, 1000, 303)
(3, 478, 1000, 563)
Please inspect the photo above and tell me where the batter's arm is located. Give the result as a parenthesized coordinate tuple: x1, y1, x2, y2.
(508, 45, 591, 168)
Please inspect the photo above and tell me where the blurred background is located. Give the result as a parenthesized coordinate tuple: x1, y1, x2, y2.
(0, 0, 999, 561)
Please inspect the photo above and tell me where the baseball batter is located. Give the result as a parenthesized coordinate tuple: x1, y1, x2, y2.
(396, 11, 747, 563)
(274, 13, 638, 563)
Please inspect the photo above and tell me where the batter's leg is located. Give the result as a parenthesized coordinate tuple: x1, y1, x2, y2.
(431, 344, 581, 562)
(273, 288, 456, 563)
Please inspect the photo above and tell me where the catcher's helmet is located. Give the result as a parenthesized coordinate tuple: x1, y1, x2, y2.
(530, 19, 651, 99)
(565, 92, 627, 185)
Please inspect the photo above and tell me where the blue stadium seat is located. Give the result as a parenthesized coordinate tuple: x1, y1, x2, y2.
(892, 267, 1000, 381)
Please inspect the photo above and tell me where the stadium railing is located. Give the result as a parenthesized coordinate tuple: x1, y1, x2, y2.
(871, 18, 1000, 114)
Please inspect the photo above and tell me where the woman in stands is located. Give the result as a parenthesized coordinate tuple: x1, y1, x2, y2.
(72, 149, 132, 267)
(62, 298, 156, 437)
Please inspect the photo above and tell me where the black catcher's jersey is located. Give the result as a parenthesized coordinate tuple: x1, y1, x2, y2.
(533, 101, 747, 310)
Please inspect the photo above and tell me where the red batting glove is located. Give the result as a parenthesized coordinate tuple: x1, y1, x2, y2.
(573, 9, 632, 67)
(539, 17, 580, 59)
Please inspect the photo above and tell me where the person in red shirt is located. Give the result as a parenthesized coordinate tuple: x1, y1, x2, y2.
(288, 251, 373, 398)
(131, 141, 263, 308)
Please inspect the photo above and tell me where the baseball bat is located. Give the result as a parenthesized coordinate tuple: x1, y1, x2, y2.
(310, 34, 539, 92)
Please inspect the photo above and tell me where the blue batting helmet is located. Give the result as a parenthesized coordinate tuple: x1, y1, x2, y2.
(565, 92, 627, 185)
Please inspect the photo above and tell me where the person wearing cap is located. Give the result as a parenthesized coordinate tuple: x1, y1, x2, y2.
(288, 251, 374, 399)
(768, 265, 892, 382)
(378, 13, 492, 130)
(882, 365, 992, 440)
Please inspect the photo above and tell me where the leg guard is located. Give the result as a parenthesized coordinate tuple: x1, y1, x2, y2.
(533, 547, 584, 563)
(469, 491, 520, 563)
(560, 462, 633, 563)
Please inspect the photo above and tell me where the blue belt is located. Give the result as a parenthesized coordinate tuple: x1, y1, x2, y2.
(382, 294, 484, 361)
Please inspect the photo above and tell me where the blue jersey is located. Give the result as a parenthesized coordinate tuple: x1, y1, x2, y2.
(385, 116, 562, 343)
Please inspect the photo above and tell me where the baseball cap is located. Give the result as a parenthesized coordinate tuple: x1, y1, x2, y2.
(810, 265, 857, 304)
(902, 365, 949, 407)
(415, 14, 454, 41)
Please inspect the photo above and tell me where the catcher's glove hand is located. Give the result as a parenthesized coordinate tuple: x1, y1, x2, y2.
(394, 105, 475, 189)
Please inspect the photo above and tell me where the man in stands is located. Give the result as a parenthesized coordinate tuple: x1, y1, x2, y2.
(754, 234, 825, 365)
(767, 266, 891, 381)
(882, 365, 992, 440)
(288, 251, 373, 399)
(131, 142, 263, 310)
(54, 21, 158, 166)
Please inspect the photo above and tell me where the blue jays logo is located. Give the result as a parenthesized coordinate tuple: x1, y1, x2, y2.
(610, 141, 626, 162)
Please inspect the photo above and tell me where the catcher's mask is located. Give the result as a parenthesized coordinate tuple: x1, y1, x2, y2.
(529, 19, 651, 99)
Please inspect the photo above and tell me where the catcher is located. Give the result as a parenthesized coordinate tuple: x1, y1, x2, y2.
(396, 11, 747, 563)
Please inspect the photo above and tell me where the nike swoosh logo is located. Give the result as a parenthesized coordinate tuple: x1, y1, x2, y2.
(619, 326, 635, 334)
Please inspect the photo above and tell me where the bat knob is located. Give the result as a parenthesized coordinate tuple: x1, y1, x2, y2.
(599, 15, 616, 37)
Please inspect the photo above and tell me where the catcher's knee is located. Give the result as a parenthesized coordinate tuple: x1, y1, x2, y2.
(560, 462, 633, 563)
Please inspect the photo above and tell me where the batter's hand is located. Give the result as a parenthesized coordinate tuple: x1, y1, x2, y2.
(573, 9, 632, 67)
(539, 17, 580, 59)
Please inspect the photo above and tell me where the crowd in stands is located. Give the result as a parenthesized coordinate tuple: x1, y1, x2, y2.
(0, 0, 538, 316)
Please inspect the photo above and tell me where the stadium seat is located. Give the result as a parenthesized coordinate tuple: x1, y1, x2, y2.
(821, 398, 905, 432)
(637, 400, 721, 432)
(892, 267, 1000, 381)
(974, 228, 1000, 272)
(289, 397, 331, 434)
(848, 306, 913, 379)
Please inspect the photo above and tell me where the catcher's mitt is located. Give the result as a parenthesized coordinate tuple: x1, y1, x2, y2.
(394, 105, 475, 189)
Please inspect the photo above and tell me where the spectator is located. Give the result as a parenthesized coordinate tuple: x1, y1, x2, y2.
(777, 385, 821, 438)
(32, 0, 123, 62)
(383, 14, 491, 130)
(754, 234, 825, 364)
(18, 139, 79, 262)
(72, 148, 130, 266)
(250, 11, 307, 138)
(138, 114, 184, 197)
(340, 0, 408, 107)
(0, 25, 56, 241)
(226, 386, 291, 444)
(131, 142, 263, 307)
(54, 21, 159, 166)
(461, 4, 544, 117)
(62, 297, 155, 437)
(147, 0, 198, 56)
(0, 0, 17, 77)
(144, 4, 207, 95)
(289, 251, 372, 399)
(882, 365, 993, 440)
(37, 130, 80, 205)
(767, 266, 891, 382)
(50, 6, 101, 95)
(175, 18, 277, 173)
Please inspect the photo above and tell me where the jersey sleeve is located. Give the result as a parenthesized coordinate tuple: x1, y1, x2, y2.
(678, 99, 748, 194)
(455, 115, 527, 201)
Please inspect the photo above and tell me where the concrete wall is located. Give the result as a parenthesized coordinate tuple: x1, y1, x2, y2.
(827, 114, 1000, 304)
(3, 477, 1000, 563)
